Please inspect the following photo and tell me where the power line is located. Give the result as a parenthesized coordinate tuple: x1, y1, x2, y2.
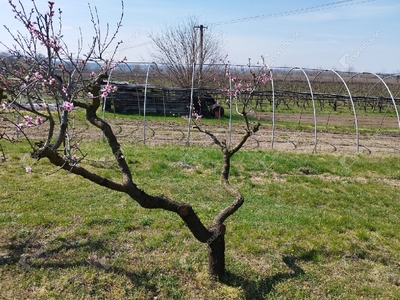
(118, 0, 377, 51)
(210, 0, 377, 26)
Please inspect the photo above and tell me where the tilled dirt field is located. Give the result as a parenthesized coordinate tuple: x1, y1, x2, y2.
(76, 113, 400, 155)
(4, 112, 400, 155)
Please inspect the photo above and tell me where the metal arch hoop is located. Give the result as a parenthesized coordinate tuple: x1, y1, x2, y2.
(270, 69, 276, 149)
(143, 62, 158, 144)
(282, 67, 317, 152)
(362, 72, 400, 134)
(382, 74, 400, 98)
(228, 64, 233, 148)
(186, 61, 197, 145)
(312, 69, 359, 153)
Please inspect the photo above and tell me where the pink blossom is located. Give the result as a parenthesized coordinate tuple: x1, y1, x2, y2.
(100, 85, 111, 98)
(91, 71, 96, 77)
(49, 77, 56, 85)
(182, 113, 202, 121)
(28, 23, 40, 38)
(62, 101, 74, 111)
(192, 113, 202, 120)
(101, 84, 116, 94)
(88, 92, 94, 99)
(46, 39, 60, 51)
(35, 116, 43, 126)
(260, 73, 270, 84)
(235, 82, 242, 90)
(33, 72, 42, 80)
(221, 87, 233, 96)
(46, 11, 55, 17)
(25, 166, 32, 173)
(1, 102, 9, 110)
(24, 115, 33, 127)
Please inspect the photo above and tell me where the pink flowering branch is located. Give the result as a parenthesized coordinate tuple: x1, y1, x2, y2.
(2, 2, 217, 257)
(0, 0, 263, 280)
(221, 57, 271, 130)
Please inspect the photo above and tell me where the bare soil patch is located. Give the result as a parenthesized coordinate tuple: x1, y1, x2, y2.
(105, 113, 400, 155)
(4, 112, 400, 155)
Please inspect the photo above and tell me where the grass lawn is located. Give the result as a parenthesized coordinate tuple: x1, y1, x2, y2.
(1, 130, 400, 299)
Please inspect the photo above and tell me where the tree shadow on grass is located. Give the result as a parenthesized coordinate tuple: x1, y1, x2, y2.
(222, 255, 305, 300)
(1, 236, 160, 297)
(2, 236, 306, 299)
(3, 234, 109, 265)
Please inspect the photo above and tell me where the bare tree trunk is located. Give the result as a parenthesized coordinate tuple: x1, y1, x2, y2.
(207, 230, 225, 279)
(195, 122, 260, 280)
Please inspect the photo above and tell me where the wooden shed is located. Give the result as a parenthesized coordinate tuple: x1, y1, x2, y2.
(103, 82, 224, 118)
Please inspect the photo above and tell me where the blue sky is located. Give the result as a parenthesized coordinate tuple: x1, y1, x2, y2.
(1, 0, 399, 73)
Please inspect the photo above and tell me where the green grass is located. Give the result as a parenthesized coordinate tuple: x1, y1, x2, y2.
(1, 140, 400, 299)
(96, 105, 400, 137)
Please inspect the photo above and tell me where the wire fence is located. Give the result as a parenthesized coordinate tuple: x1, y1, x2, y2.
(101, 63, 400, 154)
(4, 63, 400, 154)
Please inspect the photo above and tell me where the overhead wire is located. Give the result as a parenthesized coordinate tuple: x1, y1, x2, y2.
(120, 0, 377, 51)
(210, 0, 377, 26)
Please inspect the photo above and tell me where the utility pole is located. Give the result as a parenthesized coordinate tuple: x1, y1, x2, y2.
(194, 24, 207, 88)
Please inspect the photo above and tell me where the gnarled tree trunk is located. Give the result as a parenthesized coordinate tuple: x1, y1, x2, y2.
(207, 224, 226, 279)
